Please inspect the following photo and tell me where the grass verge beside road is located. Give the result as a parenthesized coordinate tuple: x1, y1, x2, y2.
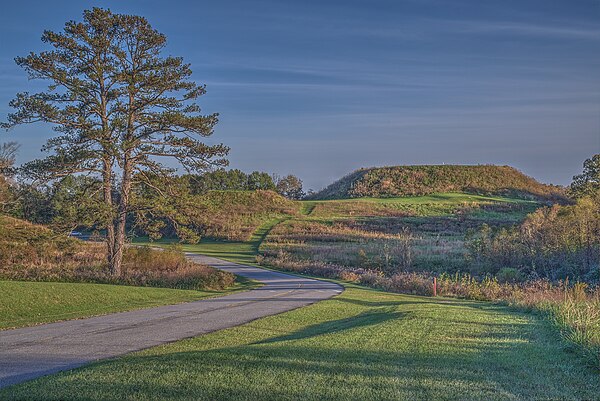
(0, 280, 249, 330)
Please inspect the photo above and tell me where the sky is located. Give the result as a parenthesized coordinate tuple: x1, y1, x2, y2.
(0, 0, 599, 191)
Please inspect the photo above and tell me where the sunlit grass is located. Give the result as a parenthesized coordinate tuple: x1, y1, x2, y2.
(0, 280, 238, 330)
(5, 285, 597, 400)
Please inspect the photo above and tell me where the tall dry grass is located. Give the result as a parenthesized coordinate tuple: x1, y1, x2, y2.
(0, 216, 234, 290)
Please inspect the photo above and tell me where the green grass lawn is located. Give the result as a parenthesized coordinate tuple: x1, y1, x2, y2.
(4, 285, 597, 400)
(299, 192, 539, 221)
(0, 280, 246, 330)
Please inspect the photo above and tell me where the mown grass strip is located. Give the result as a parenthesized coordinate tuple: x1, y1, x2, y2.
(0, 280, 241, 330)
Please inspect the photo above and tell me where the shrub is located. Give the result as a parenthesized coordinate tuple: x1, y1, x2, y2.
(467, 195, 600, 281)
(496, 267, 524, 283)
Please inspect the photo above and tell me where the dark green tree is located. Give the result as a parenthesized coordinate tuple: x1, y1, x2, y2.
(275, 174, 305, 200)
(2, 8, 228, 275)
(570, 154, 600, 199)
(247, 171, 276, 191)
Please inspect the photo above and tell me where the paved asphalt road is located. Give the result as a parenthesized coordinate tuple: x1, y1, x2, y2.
(0, 254, 343, 389)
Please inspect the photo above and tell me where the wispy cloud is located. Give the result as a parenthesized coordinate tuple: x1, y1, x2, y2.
(449, 20, 600, 40)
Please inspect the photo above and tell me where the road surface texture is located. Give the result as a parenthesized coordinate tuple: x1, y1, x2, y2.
(0, 254, 343, 389)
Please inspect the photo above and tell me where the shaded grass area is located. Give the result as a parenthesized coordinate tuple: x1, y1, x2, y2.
(4, 286, 597, 400)
(0, 280, 239, 330)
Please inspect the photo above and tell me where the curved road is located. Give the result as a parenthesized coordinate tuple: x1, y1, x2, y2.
(0, 254, 343, 389)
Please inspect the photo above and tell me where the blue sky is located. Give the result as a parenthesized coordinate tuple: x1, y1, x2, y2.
(1, 0, 599, 190)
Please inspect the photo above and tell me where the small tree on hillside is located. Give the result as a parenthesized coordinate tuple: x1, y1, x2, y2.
(2, 8, 228, 275)
(570, 154, 600, 199)
(0, 142, 19, 175)
(275, 174, 305, 199)
(247, 171, 275, 191)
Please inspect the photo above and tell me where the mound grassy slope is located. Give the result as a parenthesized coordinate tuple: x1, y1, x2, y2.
(309, 165, 564, 201)
(192, 190, 299, 241)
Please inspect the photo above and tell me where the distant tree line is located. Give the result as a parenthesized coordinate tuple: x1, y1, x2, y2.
(183, 170, 304, 199)
(184, 170, 275, 193)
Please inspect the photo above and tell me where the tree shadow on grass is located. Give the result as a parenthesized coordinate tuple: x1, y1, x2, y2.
(256, 309, 406, 344)
(333, 293, 524, 316)
(8, 337, 599, 401)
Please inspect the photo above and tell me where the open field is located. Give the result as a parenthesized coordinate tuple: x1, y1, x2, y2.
(3, 284, 597, 400)
(2, 191, 597, 397)
(253, 193, 600, 368)
(0, 281, 235, 330)
(261, 193, 540, 275)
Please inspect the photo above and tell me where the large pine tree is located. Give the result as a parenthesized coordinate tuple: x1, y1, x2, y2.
(3, 8, 229, 275)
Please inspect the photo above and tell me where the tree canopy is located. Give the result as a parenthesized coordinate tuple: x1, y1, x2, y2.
(570, 154, 600, 199)
(275, 174, 305, 200)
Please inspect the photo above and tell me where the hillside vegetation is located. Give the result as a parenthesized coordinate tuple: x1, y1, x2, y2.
(0, 215, 250, 330)
(0, 215, 234, 291)
(190, 190, 299, 241)
(309, 165, 565, 201)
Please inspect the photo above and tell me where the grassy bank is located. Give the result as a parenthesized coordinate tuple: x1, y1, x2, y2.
(0, 280, 241, 330)
(309, 165, 565, 200)
(4, 285, 597, 400)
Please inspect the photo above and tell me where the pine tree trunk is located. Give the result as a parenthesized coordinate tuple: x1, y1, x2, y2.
(102, 158, 118, 275)
(110, 157, 133, 277)
(111, 223, 124, 277)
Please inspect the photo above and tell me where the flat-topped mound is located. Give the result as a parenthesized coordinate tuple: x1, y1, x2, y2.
(308, 165, 565, 201)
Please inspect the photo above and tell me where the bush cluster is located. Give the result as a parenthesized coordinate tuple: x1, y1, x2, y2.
(0, 216, 234, 291)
